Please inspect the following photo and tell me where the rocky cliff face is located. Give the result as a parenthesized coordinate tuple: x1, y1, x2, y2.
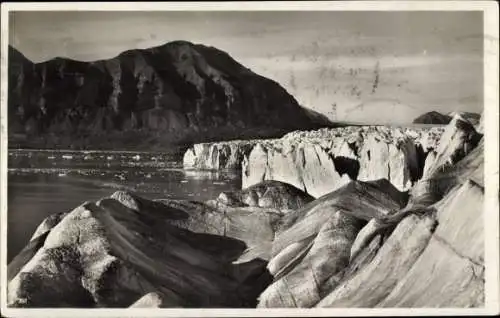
(8, 43, 332, 149)
(184, 125, 445, 197)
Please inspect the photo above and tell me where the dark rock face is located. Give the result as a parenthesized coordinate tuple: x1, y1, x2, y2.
(8, 42, 332, 149)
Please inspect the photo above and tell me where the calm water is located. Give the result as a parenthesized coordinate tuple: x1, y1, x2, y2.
(7, 149, 241, 262)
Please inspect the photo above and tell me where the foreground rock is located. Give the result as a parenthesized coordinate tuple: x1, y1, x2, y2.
(257, 178, 409, 307)
(8, 192, 279, 308)
(317, 173, 484, 307)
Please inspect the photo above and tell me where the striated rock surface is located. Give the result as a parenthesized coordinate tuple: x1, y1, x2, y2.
(411, 114, 483, 206)
(315, 119, 484, 308)
(378, 179, 484, 307)
(256, 179, 408, 307)
(7, 192, 275, 308)
(8, 43, 332, 149)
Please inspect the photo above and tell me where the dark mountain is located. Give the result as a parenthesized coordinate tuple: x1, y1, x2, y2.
(413, 111, 480, 125)
(8, 42, 333, 150)
(413, 111, 453, 125)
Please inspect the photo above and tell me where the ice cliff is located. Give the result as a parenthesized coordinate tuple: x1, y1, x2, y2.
(184, 125, 447, 197)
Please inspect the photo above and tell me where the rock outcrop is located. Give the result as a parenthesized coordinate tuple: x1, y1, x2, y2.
(448, 111, 481, 126)
(8, 43, 332, 149)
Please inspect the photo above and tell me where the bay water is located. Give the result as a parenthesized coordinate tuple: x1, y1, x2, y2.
(7, 149, 241, 262)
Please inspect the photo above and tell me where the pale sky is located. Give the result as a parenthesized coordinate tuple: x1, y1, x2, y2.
(9, 11, 484, 123)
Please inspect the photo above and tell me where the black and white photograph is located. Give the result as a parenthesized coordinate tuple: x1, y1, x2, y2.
(1, 1, 499, 316)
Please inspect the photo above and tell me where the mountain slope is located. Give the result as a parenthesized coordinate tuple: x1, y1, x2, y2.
(8, 42, 333, 150)
(412, 111, 452, 124)
(413, 111, 480, 125)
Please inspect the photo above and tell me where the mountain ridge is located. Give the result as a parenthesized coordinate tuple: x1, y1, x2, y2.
(8, 42, 334, 151)
(413, 111, 480, 125)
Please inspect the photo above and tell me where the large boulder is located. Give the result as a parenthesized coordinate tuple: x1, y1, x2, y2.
(258, 212, 362, 307)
